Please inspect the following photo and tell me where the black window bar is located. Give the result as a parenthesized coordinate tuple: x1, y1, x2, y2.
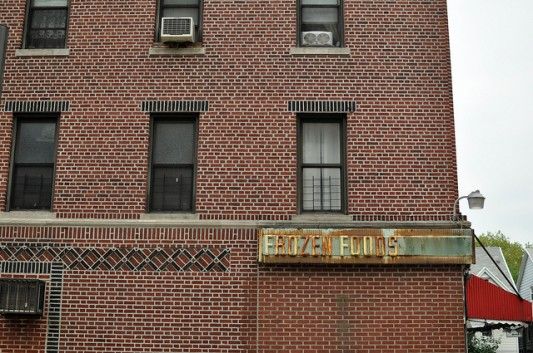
(0, 279, 45, 316)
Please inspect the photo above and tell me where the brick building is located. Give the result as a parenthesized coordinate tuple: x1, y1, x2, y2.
(0, 1, 474, 352)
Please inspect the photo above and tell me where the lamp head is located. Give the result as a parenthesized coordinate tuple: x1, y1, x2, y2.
(467, 190, 485, 210)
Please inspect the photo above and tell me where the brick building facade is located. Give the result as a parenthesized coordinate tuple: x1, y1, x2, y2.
(0, 0, 472, 352)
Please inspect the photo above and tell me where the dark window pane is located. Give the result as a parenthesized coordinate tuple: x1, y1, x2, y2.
(11, 166, 53, 210)
(151, 167, 193, 211)
(302, 7, 338, 24)
(30, 9, 67, 29)
(15, 121, 56, 164)
(302, 122, 341, 164)
(302, 168, 341, 211)
(153, 121, 194, 164)
(27, 29, 65, 49)
(162, 8, 199, 25)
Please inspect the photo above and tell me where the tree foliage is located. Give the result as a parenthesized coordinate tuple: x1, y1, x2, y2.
(476, 231, 524, 281)
(467, 333, 500, 353)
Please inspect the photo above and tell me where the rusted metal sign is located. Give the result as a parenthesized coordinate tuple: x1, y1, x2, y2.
(258, 228, 474, 265)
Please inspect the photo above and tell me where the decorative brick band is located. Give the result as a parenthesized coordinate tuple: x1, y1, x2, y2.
(288, 100, 356, 113)
(352, 214, 465, 222)
(4, 100, 70, 112)
(198, 213, 292, 221)
(0, 261, 63, 353)
(0, 244, 230, 272)
(141, 100, 209, 112)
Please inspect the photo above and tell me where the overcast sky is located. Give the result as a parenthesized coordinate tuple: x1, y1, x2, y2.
(447, 0, 533, 245)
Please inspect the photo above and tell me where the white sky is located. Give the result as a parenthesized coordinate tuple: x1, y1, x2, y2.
(447, 0, 533, 245)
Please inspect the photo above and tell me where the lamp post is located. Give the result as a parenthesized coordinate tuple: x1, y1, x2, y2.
(0, 24, 8, 99)
(453, 190, 485, 221)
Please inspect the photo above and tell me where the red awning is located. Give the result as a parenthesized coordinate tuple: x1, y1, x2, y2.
(466, 275, 533, 322)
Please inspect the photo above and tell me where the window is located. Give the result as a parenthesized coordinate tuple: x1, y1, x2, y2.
(9, 117, 57, 210)
(24, 0, 69, 49)
(299, 115, 345, 212)
(298, 0, 343, 47)
(0, 279, 45, 316)
(157, 0, 202, 41)
(150, 116, 196, 212)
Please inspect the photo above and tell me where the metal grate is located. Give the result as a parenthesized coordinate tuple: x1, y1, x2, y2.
(4, 100, 69, 112)
(162, 17, 192, 36)
(0, 279, 45, 315)
(302, 175, 342, 211)
(288, 100, 356, 113)
(141, 100, 208, 113)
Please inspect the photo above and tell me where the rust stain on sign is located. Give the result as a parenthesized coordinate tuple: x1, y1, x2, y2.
(258, 228, 473, 265)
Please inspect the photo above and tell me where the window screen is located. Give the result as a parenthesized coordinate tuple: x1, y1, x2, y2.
(25, 0, 68, 49)
(158, 0, 201, 41)
(150, 117, 196, 212)
(300, 116, 345, 212)
(10, 117, 57, 210)
(299, 0, 342, 47)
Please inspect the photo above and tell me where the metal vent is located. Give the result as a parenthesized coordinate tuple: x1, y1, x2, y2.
(160, 17, 195, 42)
(162, 18, 192, 36)
(301, 31, 333, 46)
(0, 279, 45, 315)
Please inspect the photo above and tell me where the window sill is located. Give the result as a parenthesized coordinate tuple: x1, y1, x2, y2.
(289, 47, 350, 56)
(15, 48, 70, 57)
(149, 47, 205, 56)
(0, 210, 56, 220)
(140, 213, 199, 221)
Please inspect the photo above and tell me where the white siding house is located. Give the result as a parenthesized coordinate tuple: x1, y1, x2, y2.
(517, 248, 533, 300)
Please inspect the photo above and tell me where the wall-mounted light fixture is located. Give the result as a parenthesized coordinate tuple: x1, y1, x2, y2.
(453, 190, 485, 221)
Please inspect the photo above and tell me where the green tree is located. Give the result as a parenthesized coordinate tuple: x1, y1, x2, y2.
(467, 332, 500, 353)
(476, 231, 524, 281)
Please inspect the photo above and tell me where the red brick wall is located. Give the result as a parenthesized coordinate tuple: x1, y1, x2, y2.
(0, 0, 465, 352)
(0, 227, 466, 353)
(0, 0, 457, 219)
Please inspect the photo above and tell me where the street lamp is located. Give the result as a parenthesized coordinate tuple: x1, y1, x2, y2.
(453, 190, 485, 221)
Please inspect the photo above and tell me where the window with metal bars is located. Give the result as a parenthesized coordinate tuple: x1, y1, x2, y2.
(24, 0, 69, 49)
(150, 116, 196, 212)
(9, 116, 57, 210)
(157, 0, 202, 41)
(299, 115, 345, 212)
(298, 0, 343, 47)
(0, 279, 45, 316)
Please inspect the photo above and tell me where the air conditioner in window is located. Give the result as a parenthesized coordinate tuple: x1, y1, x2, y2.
(301, 31, 333, 46)
(161, 17, 195, 43)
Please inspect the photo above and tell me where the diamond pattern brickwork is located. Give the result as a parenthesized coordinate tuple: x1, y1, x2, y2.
(0, 245, 230, 272)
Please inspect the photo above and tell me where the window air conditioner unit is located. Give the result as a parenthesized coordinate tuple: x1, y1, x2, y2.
(161, 17, 195, 43)
(301, 31, 333, 46)
(0, 279, 45, 316)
